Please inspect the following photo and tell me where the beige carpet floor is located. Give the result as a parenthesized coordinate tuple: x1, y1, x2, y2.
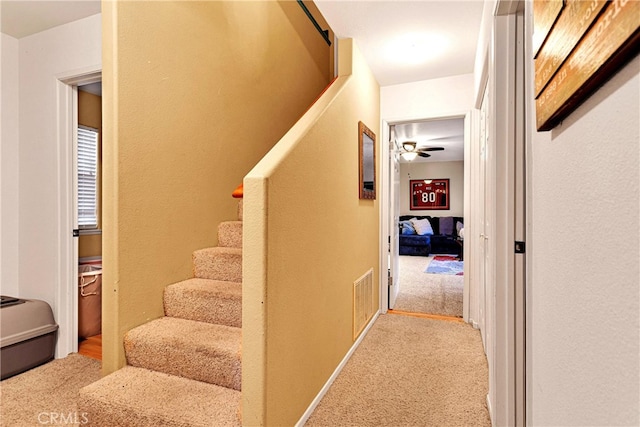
(0, 353, 101, 426)
(393, 255, 463, 317)
(306, 314, 489, 427)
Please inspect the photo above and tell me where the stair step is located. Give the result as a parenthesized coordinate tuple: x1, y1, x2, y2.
(124, 317, 241, 390)
(164, 278, 242, 327)
(218, 221, 242, 248)
(79, 366, 241, 427)
(193, 247, 242, 282)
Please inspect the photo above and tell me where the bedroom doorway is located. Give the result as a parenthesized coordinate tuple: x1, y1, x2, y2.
(382, 112, 472, 321)
(76, 81, 103, 361)
(55, 69, 102, 358)
(387, 117, 468, 319)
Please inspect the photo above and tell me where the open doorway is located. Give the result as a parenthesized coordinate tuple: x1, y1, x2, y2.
(388, 118, 466, 318)
(54, 69, 101, 359)
(76, 82, 103, 360)
(381, 112, 472, 321)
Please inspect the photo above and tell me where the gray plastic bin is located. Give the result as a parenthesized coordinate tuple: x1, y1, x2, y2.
(78, 264, 102, 339)
(0, 297, 58, 379)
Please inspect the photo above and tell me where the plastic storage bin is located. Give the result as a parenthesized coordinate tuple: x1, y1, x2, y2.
(0, 296, 58, 379)
(78, 264, 102, 339)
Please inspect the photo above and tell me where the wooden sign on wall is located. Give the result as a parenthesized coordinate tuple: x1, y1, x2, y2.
(534, 0, 640, 131)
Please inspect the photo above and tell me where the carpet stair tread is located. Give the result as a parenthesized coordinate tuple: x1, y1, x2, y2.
(193, 247, 242, 282)
(218, 221, 243, 248)
(124, 317, 241, 390)
(164, 278, 242, 327)
(79, 366, 241, 427)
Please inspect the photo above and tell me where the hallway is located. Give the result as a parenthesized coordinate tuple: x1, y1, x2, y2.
(393, 255, 464, 317)
(305, 313, 489, 426)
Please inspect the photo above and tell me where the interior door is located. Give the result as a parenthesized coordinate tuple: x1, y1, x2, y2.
(71, 85, 80, 352)
(478, 84, 489, 350)
(388, 126, 401, 309)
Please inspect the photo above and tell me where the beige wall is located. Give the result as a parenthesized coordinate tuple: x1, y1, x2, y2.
(399, 160, 464, 217)
(244, 39, 380, 426)
(102, 1, 332, 373)
(78, 90, 102, 259)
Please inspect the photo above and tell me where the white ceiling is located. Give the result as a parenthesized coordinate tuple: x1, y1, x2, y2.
(1, 1, 101, 39)
(394, 118, 464, 163)
(315, 0, 484, 87)
(2, 0, 481, 163)
(316, 1, 484, 163)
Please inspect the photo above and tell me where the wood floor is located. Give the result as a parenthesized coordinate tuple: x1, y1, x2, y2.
(388, 309, 465, 323)
(78, 335, 102, 361)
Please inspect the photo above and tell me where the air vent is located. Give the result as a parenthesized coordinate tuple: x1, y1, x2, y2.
(353, 268, 376, 341)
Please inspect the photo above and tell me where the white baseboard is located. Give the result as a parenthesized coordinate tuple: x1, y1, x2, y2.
(295, 310, 381, 427)
(472, 320, 479, 329)
(486, 393, 494, 427)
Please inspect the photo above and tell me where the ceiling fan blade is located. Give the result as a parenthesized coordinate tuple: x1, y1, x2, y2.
(417, 146, 445, 152)
(417, 152, 431, 158)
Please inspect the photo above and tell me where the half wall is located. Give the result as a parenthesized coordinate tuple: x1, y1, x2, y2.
(243, 39, 380, 425)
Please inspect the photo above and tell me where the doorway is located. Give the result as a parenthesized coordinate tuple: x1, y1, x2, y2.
(54, 69, 101, 358)
(389, 118, 467, 318)
(381, 113, 472, 322)
(76, 81, 103, 360)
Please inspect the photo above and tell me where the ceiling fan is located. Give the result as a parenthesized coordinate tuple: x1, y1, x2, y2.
(398, 141, 444, 161)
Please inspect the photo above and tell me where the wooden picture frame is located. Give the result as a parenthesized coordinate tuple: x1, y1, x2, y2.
(358, 121, 376, 200)
(534, 0, 640, 131)
(410, 179, 449, 210)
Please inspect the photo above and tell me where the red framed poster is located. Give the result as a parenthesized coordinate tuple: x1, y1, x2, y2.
(410, 179, 450, 210)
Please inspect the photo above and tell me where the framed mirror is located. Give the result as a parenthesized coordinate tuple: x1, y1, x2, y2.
(358, 121, 376, 200)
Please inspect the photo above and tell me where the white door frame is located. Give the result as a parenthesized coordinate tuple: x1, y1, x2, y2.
(379, 110, 473, 322)
(55, 67, 102, 358)
(487, 4, 526, 425)
(387, 125, 400, 309)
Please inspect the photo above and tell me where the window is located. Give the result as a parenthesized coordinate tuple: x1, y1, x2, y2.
(77, 126, 99, 229)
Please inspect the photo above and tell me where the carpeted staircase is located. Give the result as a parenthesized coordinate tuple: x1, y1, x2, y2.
(79, 201, 244, 427)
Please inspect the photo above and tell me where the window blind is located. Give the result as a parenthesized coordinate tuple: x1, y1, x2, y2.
(78, 126, 98, 229)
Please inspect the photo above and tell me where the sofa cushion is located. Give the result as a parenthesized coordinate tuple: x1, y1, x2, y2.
(400, 220, 415, 235)
(439, 216, 455, 236)
(410, 218, 434, 236)
(399, 235, 431, 246)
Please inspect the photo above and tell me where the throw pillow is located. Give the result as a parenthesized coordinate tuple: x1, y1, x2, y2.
(439, 216, 454, 236)
(456, 221, 464, 236)
(410, 218, 434, 236)
(400, 220, 415, 235)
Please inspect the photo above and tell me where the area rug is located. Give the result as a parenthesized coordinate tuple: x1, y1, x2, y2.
(425, 255, 464, 275)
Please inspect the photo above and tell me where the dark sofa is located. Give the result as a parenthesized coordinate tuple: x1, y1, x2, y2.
(399, 215, 463, 256)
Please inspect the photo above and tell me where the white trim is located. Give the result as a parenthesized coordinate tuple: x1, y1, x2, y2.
(295, 310, 381, 427)
(379, 120, 391, 313)
(475, 50, 490, 110)
(55, 66, 101, 358)
(379, 110, 474, 322)
(487, 393, 494, 426)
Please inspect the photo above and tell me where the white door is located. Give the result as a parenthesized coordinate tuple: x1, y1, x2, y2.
(388, 126, 401, 308)
(55, 70, 101, 357)
(478, 84, 489, 350)
(71, 86, 80, 352)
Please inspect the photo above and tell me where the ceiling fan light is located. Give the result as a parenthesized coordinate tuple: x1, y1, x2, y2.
(402, 141, 417, 151)
(401, 152, 418, 161)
